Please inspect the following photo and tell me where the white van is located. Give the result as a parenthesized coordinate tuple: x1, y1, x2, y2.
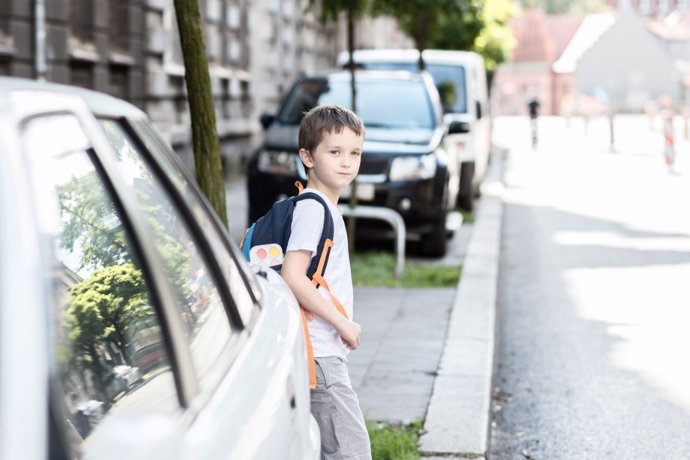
(337, 49, 491, 211)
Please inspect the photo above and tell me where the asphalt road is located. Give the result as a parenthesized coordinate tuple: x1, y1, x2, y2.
(489, 116, 690, 459)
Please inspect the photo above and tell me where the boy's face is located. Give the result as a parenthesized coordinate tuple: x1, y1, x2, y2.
(299, 127, 363, 195)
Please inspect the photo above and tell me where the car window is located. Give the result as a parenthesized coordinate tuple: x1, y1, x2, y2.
(356, 62, 468, 114)
(97, 119, 236, 385)
(128, 119, 260, 326)
(425, 64, 468, 114)
(22, 113, 179, 450)
(278, 78, 435, 130)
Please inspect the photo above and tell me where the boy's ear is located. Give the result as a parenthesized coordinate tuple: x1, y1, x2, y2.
(299, 148, 314, 168)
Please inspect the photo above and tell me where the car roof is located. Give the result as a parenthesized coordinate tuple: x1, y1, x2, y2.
(0, 76, 146, 119)
(337, 49, 482, 67)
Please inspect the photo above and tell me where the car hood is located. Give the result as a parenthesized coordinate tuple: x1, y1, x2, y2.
(264, 123, 443, 155)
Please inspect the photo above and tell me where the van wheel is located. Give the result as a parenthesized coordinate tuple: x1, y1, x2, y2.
(420, 214, 448, 258)
(458, 161, 475, 212)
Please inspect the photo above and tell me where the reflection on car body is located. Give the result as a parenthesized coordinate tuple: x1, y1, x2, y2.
(0, 77, 320, 460)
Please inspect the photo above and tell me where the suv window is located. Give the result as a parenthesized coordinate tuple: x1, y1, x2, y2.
(98, 119, 235, 386)
(356, 62, 468, 114)
(22, 113, 179, 450)
(278, 77, 435, 129)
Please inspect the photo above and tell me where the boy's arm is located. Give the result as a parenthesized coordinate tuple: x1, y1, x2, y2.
(282, 249, 361, 350)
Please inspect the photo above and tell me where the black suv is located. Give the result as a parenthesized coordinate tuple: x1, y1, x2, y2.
(247, 70, 461, 257)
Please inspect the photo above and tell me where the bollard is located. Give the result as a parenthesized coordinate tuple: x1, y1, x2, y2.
(608, 111, 615, 152)
(663, 109, 675, 169)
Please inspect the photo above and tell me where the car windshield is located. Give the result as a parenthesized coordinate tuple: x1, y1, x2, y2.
(354, 62, 468, 114)
(277, 77, 435, 130)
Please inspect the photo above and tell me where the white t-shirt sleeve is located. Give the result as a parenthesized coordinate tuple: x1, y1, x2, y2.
(286, 199, 326, 256)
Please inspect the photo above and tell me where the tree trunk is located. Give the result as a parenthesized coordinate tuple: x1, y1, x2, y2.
(173, 0, 228, 226)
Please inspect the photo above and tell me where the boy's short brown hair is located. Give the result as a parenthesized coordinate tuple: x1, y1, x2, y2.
(298, 104, 365, 153)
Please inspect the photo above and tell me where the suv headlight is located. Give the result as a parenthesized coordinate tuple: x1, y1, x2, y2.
(257, 150, 299, 176)
(389, 153, 437, 181)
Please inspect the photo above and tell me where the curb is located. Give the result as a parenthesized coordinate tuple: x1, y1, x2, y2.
(419, 149, 505, 459)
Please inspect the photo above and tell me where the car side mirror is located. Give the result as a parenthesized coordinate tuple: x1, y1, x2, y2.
(448, 121, 471, 134)
(260, 113, 275, 130)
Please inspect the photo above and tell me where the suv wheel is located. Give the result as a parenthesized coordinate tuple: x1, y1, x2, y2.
(420, 213, 448, 258)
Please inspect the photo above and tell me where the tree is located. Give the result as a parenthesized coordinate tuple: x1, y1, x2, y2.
(371, 0, 474, 69)
(65, 263, 155, 403)
(173, 0, 228, 226)
(372, 0, 516, 73)
(472, 0, 519, 73)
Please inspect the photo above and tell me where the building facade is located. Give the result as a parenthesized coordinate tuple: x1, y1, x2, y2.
(0, 0, 340, 172)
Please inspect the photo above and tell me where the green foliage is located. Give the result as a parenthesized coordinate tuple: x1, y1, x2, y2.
(370, 0, 517, 71)
(371, 0, 469, 51)
(308, 0, 369, 21)
(367, 421, 422, 460)
(352, 251, 461, 288)
(474, 0, 519, 71)
(58, 173, 130, 271)
(66, 263, 153, 367)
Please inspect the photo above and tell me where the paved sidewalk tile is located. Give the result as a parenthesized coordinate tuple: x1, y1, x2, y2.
(349, 287, 456, 425)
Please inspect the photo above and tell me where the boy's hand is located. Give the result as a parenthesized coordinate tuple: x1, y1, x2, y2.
(335, 318, 361, 350)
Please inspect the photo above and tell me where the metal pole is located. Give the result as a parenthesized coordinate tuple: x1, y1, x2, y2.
(34, 0, 47, 81)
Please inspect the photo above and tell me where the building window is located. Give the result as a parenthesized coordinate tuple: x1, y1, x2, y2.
(109, 64, 129, 99)
(71, 0, 95, 45)
(110, 1, 130, 53)
(71, 61, 94, 89)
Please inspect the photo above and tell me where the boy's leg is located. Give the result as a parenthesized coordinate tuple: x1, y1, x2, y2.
(311, 356, 371, 460)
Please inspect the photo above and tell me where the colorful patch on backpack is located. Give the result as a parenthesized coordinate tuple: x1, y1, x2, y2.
(249, 243, 284, 268)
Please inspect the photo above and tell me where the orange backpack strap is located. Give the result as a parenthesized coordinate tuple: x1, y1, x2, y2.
(300, 307, 317, 389)
(310, 238, 348, 318)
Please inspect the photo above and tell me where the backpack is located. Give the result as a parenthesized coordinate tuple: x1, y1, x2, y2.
(240, 191, 334, 280)
(240, 188, 348, 389)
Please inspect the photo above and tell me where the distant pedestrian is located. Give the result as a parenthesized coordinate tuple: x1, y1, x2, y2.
(527, 97, 540, 148)
(281, 105, 372, 459)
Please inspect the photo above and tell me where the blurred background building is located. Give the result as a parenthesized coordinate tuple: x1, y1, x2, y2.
(0, 0, 409, 172)
(6, 0, 690, 161)
(493, 0, 690, 116)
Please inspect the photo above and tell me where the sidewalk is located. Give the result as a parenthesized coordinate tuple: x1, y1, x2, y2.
(349, 149, 505, 459)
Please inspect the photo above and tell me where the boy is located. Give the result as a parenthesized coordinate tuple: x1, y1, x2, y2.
(281, 104, 371, 460)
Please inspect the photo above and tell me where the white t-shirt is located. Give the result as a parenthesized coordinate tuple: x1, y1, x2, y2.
(286, 188, 353, 360)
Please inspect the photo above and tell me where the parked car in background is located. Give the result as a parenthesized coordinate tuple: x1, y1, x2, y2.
(0, 77, 319, 460)
(248, 70, 461, 257)
(338, 49, 491, 211)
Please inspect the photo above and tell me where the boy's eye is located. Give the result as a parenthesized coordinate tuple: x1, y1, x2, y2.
(351, 151, 362, 157)
(330, 150, 340, 155)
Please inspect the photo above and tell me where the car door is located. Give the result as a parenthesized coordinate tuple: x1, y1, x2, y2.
(17, 93, 316, 459)
(113, 117, 318, 460)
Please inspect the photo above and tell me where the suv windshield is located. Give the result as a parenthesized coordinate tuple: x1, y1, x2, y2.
(277, 77, 435, 129)
(353, 62, 467, 114)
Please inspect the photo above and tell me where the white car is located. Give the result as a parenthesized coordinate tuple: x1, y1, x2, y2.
(0, 77, 320, 460)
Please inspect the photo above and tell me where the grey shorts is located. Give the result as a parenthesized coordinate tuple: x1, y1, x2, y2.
(311, 356, 371, 460)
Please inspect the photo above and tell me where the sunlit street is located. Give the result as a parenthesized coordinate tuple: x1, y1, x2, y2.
(491, 115, 690, 458)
